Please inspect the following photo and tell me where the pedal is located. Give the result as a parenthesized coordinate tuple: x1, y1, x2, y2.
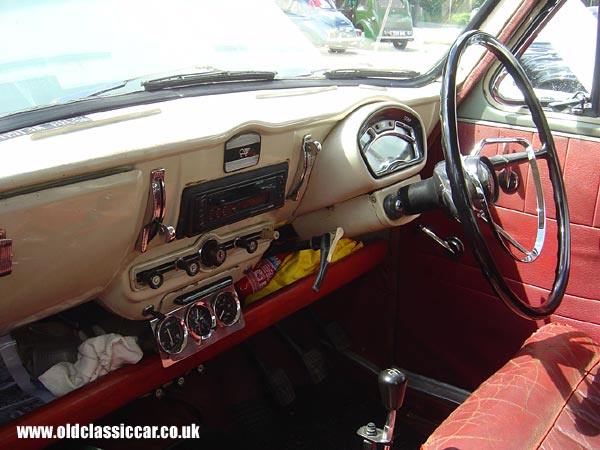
(263, 367, 295, 407)
(323, 321, 352, 352)
(314, 318, 381, 376)
(244, 343, 295, 407)
(301, 347, 328, 384)
(274, 323, 329, 384)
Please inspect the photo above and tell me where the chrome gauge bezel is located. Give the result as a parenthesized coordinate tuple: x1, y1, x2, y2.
(212, 291, 241, 327)
(155, 315, 188, 355)
(185, 301, 216, 341)
(358, 107, 425, 179)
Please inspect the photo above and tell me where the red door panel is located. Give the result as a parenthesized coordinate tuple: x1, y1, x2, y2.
(395, 122, 600, 389)
(460, 123, 600, 341)
(455, 122, 600, 341)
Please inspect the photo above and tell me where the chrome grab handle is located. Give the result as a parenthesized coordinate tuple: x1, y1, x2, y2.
(0, 229, 12, 277)
(287, 134, 321, 201)
(139, 169, 176, 253)
(151, 169, 166, 224)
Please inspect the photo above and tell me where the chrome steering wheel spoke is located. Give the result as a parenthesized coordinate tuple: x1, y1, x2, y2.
(467, 137, 546, 263)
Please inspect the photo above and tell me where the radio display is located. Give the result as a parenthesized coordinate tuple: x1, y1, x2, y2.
(176, 163, 288, 238)
(205, 191, 271, 223)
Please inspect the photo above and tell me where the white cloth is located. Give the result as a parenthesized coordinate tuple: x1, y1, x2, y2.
(38, 333, 143, 397)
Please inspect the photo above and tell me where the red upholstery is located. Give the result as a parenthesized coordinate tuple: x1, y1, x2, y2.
(422, 323, 600, 450)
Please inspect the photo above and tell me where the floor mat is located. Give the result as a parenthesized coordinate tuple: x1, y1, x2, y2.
(218, 373, 424, 450)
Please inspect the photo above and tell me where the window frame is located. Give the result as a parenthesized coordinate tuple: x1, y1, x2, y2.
(591, 3, 600, 116)
(491, 0, 600, 118)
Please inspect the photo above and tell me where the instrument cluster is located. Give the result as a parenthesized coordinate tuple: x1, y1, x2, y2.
(147, 279, 243, 367)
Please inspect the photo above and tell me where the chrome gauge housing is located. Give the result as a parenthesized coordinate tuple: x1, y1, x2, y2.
(185, 301, 216, 341)
(148, 281, 245, 367)
(212, 291, 241, 327)
(358, 107, 425, 178)
(155, 316, 188, 355)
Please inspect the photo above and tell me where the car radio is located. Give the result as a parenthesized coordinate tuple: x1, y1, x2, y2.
(176, 162, 288, 238)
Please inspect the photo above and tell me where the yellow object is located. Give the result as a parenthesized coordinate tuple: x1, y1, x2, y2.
(245, 238, 363, 304)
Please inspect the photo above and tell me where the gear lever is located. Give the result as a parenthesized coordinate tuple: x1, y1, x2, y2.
(357, 368, 408, 450)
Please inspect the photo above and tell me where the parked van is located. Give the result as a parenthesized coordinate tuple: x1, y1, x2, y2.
(337, 0, 413, 49)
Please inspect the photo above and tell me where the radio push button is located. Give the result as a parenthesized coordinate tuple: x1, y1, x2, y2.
(200, 239, 227, 267)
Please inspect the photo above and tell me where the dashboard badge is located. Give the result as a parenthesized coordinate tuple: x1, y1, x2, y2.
(224, 132, 261, 173)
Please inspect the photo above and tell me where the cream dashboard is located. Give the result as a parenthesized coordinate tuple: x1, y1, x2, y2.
(0, 84, 440, 345)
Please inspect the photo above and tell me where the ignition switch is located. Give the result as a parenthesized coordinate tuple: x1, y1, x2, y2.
(200, 239, 227, 267)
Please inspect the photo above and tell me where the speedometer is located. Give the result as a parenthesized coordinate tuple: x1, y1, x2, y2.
(358, 108, 425, 179)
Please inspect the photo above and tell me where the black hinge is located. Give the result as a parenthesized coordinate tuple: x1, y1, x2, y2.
(548, 91, 591, 115)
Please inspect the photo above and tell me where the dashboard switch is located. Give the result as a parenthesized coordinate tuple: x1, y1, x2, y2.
(200, 239, 227, 267)
(234, 237, 258, 254)
(143, 271, 164, 289)
(177, 258, 201, 276)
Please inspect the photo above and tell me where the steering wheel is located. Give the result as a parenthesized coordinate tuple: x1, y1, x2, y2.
(440, 30, 571, 320)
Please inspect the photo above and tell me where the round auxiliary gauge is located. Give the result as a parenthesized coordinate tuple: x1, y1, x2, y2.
(155, 316, 188, 355)
(185, 302, 216, 340)
(212, 291, 241, 327)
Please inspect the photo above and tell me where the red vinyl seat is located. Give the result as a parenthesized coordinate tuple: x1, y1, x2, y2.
(422, 323, 600, 450)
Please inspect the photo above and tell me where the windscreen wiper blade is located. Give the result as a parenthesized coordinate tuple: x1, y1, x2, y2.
(142, 70, 277, 91)
(52, 80, 129, 103)
(322, 68, 420, 80)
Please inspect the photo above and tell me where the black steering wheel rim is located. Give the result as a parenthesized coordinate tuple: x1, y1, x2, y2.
(441, 30, 571, 320)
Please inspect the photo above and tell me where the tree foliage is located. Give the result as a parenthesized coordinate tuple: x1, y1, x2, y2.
(416, 0, 482, 22)
(418, 0, 442, 21)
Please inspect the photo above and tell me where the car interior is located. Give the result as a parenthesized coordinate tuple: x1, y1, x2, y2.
(0, 0, 599, 449)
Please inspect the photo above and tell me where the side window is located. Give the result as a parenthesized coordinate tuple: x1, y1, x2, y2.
(496, 0, 598, 113)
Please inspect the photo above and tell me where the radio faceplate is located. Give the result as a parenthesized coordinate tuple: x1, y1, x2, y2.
(176, 162, 288, 239)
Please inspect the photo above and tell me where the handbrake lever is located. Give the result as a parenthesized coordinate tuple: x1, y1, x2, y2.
(310, 227, 344, 292)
